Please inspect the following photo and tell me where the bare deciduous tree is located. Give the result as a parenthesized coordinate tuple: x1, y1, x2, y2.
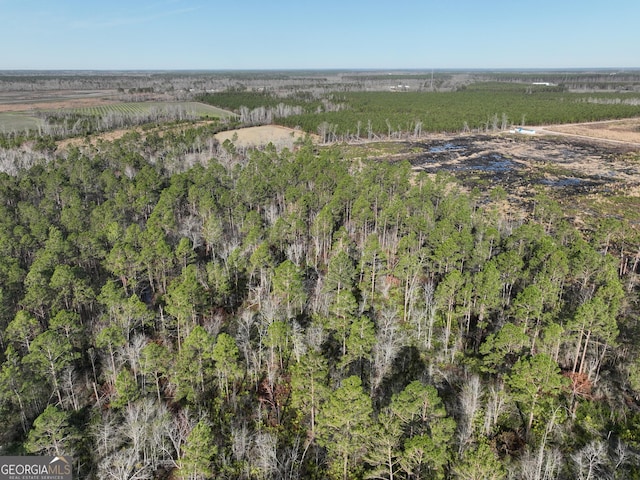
(458, 374, 482, 454)
(571, 440, 610, 480)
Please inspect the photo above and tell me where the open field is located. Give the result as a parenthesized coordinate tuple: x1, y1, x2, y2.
(54, 101, 234, 119)
(0, 84, 235, 132)
(214, 125, 312, 149)
(0, 112, 43, 132)
(0, 89, 120, 111)
(536, 117, 640, 145)
(57, 124, 312, 153)
(339, 130, 640, 228)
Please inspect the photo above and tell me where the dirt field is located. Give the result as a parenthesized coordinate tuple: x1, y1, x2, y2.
(408, 134, 639, 190)
(57, 124, 312, 152)
(215, 125, 312, 149)
(534, 118, 640, 146)
(0, 90, 120, 112)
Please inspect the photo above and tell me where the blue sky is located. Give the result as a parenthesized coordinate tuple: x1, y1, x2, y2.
(1, 0, 638, 70)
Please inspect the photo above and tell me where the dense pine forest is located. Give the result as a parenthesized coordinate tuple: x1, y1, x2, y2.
(0, 118, 639, 480)
(1, 70, 640, 480)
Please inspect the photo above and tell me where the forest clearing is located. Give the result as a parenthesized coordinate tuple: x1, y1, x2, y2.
(536, 117, 640, 145)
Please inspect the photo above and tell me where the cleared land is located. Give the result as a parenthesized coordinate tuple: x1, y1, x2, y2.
(215, 125, 311, 149)
(57, 123, 309, 152)
(0, 112, 43, 132)
(536, 118, 640, 145)
(0, 89, 119, 112)
(342, 129, 640, 227)
(55, 101, 234, 118)
(0, 87, 235, 132)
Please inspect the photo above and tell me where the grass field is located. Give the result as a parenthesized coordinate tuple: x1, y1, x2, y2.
(56, 101, 235, 119)
(0, 112, 43, 132)
(0, 101, 235, 133)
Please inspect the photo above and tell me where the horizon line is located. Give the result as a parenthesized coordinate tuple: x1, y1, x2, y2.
(1, 67, 639, 74)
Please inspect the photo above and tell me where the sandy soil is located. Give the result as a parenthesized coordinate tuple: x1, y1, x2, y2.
(214, 125, 312, 149)
(533, 118, 640, 146)
(57, 124, 313, 152)
(57, 127, 145, 150)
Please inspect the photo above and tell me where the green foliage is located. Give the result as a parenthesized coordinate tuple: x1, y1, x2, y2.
(0, 107, 636, 478)
(111, 368, 140, 409)
(25, 405, 79, 457)
(272, 259, 307, 319)
(179, 420, 217, 480)
(452, 440, 506, 480)
(342, 316, 376, 370)
(173, 326, 216, 403)
(198, 91, 286, 111)
(279, 89, 640, 136)
(290, 349, 330, 437)
(5, 310, 42, 354)
(480, 322, 529, 373)
(317, 376, 373, 479)
(211, 332, 242, 400)
(389, 381, 456, 479)
(507, 353, 569, 437)
(22, 328, 80, 405)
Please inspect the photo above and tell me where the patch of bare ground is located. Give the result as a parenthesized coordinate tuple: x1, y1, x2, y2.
(56, 127, 146, 151)
(0, 91, 121, 113)
(57, 124, 313, 152)
(215, 125, 313, 149)
(535, 118, 640, 146)
(413, 131, 640, 181)
(396, 130, 640, 225)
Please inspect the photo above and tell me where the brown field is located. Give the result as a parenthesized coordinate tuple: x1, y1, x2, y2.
(215, 125, 313, 149)
(57, 124, 312, 152)
(0, 89, 121, 112)
(535, 118, 640, 146)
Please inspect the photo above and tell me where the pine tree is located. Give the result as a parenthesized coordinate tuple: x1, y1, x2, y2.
(316, 375, 373, 480)
(178, 420, 216, 480)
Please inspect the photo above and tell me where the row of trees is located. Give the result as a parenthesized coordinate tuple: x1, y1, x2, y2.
(36, 104, 232, 139)
(0, 127, 639, 479)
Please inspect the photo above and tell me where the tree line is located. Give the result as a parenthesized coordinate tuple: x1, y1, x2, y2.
(197, 88, 640, 141)
(0, 130, 639, 479)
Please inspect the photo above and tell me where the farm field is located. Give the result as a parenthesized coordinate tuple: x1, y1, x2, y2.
(0, 112, 43, 132)
(0, 88, 235, 133)
(55, 101, 234, 119)
(0, 89, 119, 112)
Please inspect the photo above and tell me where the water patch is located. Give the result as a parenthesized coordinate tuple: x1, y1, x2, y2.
(541, 177, 584, 187)
(462, 154, 514, 172)
(428, 143, 466, 153)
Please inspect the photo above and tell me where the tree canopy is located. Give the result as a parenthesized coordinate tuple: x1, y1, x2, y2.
(0, 127, 638, 480)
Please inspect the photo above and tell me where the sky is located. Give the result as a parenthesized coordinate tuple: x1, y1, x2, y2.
(1, 0, 638, 70)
